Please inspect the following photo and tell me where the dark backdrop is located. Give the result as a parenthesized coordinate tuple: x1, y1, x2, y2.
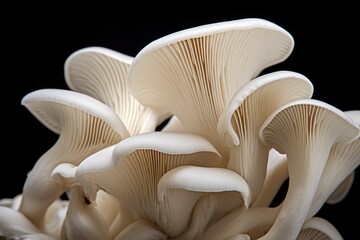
(3, 6, 359, 238)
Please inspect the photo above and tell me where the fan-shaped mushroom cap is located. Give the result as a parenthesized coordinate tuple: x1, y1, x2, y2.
(217, 70, 312, 201)
(64, 46, 166, 135)
(75, 132, 228, 237)
(258, 99, 360, 240)
(308, 110, 360, 218)
(127, 18, 294, 158)
(19, 88, 129, 230)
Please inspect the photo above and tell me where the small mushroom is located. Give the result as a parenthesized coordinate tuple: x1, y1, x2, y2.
(64, 46, 167, 135)
(19, 88, 129, 231)
(307, 110, 360, 218)
(75, 131, 226, 238)
(258, 99, 360, 240)
(159, 166, 251, 240)
(127, 18, 294, 159)
(325, 110, 360, 204)
(217, 70, 313, 201)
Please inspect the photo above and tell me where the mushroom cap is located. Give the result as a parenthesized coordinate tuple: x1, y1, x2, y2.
(218, 70, 313, 146)
(75, 132, 224, 237)
(127, 18, 294, 157)
(21, 88, 129, 138)
(259, 98, 360, 153)
(64, 46, 166, 135)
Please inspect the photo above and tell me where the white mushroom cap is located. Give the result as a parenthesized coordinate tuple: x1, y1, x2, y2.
(258, 99, 360, 240)
(127, 18, 294, 158)
(308, 110, 360, 218)
(19, 88, 129, 230)
(75, 132, 226, 237)
(217, 70, 313, 201)
(64, 46, 166, 135)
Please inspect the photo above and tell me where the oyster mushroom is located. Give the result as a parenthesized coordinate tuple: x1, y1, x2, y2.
(159, 166, 250, 240)
(75, 131, 250, 238)
(64, 46, 167, 135)
(217, 70, 313, 201)
(258, 99, 360, 240)
(19, 89, 129, 231)
(307, 110, 360, 219)
(127, 18, 294, 159)
(325, 110, 360, 205)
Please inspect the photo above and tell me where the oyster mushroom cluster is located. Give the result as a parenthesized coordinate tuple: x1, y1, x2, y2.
(1, 18, 359, 240)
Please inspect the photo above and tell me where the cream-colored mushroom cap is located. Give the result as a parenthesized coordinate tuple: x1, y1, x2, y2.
(127, 18, 294, 158)
(64, 46, 166, 135)
(217, 70, 313, 201)
(308, 110, 360, 218)
(19, 88, 129, 232)
(76, 132, 250, 238)
(258, 99, 360, 240)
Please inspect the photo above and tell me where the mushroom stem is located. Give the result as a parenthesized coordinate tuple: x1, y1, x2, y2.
(19, 89, 127, 230)
(258, 99, 360, 240)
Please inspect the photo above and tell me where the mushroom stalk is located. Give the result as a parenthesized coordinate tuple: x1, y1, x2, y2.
(258, 99, 360, 240)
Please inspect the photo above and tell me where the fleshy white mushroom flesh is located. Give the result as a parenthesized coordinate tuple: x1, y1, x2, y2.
(258, 99, 360, 240)
(325, 171, 354, 205)
(64, 46, 167, 135)
(0, 206, 57, 240)
(51, 163, 111, 240)
(127, 18, 294, 159)
(158, 166, 251, 240)
(199, 205, 281, 240)
(114, 220, 167, 240)
(252, 148, 288, 208)
(307, 110, 360, 218)
(19, 88, 129, 231)
(75, 131, 224, 238)
(224, 234, 251, 240)
(158, 165, 250, 207)
(217, 70, 313, 201)
(51, 163, 109, 239)
(60, 186, 110, 240)
(297, 217, 344, 240)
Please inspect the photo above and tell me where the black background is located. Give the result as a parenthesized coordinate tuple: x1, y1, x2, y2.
(3, 6, 359, 238)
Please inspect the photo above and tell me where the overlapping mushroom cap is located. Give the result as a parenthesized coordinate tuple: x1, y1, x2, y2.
(1, 17, 359, 240)
(127, 18, 295, 160)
